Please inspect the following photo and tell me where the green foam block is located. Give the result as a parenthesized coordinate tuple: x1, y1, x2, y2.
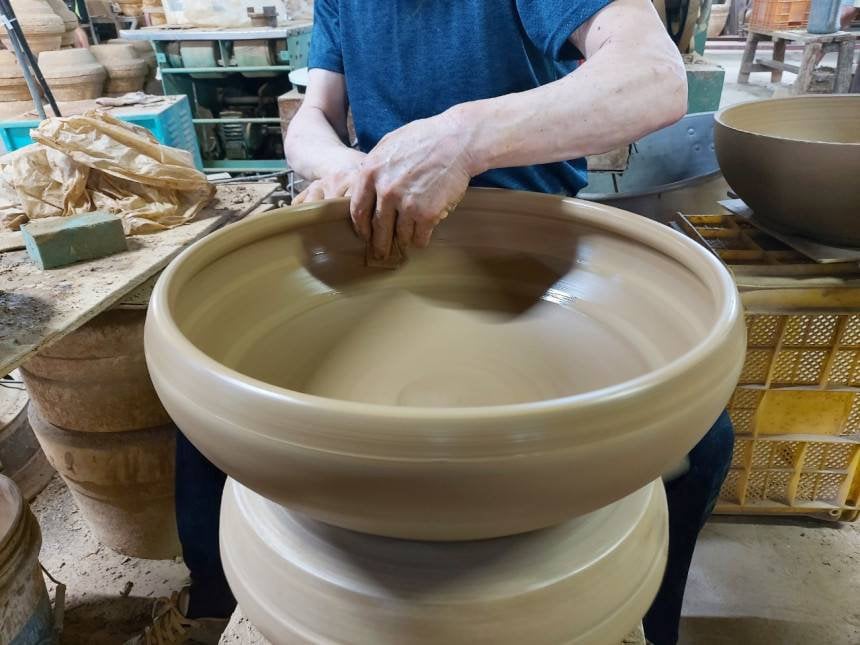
(21, 213, 128, 270)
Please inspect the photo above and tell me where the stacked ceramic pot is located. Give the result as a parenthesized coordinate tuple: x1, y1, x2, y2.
(45, 0, 79, 47)
(0, 0, 64, 54)
(146, 190, 746, 644)
(0, 475, 54, 644)
(0, 52, 31, 102)
(142, 0, 166, 25)
(38, 48, 106, 100)
(21, 308, 181, 559)
(114, 0, 143, 16)
(90, 43, 148, 95)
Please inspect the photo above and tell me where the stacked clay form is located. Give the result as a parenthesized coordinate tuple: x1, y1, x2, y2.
(39, 48, 106, 100)
(0, 0, 64, 54)
(21, 308, 180, 559)
(45, 0, 79, 48)
(108, 38, 157, 80)
(146, 189, 745, 642)
(0, 51, 31, 102)
(114, 0, 143, 16)
(89, 44, 147, 96)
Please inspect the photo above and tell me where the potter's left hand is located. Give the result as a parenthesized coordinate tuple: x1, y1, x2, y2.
(349, 111, 478, 259)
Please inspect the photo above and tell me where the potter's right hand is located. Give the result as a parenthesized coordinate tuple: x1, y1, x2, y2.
(293, 165, 363, 205)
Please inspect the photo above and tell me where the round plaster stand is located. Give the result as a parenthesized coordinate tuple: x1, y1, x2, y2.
(0, 475, 55, 645)
(143, 0, 167, 26)
(0, 51, 31, 102)
(39, 49, 106, 101)
(28, 407, 181, 559)
(146, 188, 745, 541)
(45, 0, 79, 47)
(222, 479, 667, 645)
(89, 44, 148, 96)
(0, 373, 54, 502)
(0, 0, 64, 54)
(715, 95, 860, 247)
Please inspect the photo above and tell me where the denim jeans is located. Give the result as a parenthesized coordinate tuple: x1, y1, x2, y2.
(643, 410, 735, 645)
(176, 411, 734, 637)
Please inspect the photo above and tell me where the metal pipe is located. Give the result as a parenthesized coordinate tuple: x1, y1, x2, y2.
(161, 65, 291, 74)
(193, 118, 281, 124)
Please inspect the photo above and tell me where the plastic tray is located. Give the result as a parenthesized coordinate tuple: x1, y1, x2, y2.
(748, 0, 811, 31)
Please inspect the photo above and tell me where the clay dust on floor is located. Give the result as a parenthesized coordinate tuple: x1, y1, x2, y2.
(33, 475, 187, 644)
(32, 474, 860, 644)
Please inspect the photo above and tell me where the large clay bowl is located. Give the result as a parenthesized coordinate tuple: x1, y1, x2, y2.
(221, 479, 668, 645)
(145, 188, 745, 540)
(715, 95, 860, 247)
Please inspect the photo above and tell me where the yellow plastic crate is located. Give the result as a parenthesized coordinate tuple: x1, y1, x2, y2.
(678, 213, 860, 520)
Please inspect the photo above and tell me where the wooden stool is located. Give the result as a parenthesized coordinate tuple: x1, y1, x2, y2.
(738, 28, 857, 94)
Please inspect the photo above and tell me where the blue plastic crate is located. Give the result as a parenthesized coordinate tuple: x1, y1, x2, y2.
(0, 95, 203, 170)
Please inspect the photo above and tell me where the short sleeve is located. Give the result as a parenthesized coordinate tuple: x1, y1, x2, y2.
(308, 0, 343, 74)
(516, 0, 615, 60)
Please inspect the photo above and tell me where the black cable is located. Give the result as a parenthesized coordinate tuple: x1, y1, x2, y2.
(0, 0, 62, 117)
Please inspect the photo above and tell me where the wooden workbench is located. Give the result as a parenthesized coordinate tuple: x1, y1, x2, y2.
(0, 182, 276, 377)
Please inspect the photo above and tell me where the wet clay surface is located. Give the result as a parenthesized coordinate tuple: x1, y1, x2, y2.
(181, 200, 716, 407)
(147, 189, 745, 539)
(715, 96, 860, 246)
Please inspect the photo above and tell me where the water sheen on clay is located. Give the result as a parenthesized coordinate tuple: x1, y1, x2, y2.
(175, 210, 712, 409)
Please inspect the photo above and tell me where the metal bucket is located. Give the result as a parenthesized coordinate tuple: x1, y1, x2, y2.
(20, 309, 171, 433)
(580, 112, 727, 223)
(0, 474, 55, 645)
(28, 408, 180, 560)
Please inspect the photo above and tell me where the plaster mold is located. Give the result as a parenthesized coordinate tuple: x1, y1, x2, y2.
(221, 479, 668, 645)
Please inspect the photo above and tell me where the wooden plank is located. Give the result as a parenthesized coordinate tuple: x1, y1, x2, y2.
(754, 58, 800, 74)
(771, 29, 855, 44)
(0, 183, 276, 376)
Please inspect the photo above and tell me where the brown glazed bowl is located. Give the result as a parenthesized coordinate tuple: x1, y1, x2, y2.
(145, 188, 745, 540)
(221, 479, 668, 645)
(715, 95, 860, 247)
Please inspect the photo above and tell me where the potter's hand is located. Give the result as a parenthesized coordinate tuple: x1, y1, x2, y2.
(293, 162, 364, 205)
(349, 111, 478, 258)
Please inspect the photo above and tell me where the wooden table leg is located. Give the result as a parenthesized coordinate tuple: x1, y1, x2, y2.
(771, 38, 787, 83)
(738, 32, 761, 84)
(834, 38, 856, 93)
(794, 42, 822, 94)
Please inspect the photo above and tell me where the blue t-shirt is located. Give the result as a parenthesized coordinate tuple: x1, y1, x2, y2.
(308, 0, 613, 197)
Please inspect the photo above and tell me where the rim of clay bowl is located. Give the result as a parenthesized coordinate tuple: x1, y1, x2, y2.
(716, 95, 860, 147)
(150, 188, 741, 420)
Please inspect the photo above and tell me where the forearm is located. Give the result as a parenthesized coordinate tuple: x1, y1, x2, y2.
(284, 105, 364, 180)
(451, 39, 687, 175)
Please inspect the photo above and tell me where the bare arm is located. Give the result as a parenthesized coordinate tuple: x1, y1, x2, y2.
(454, 0, 687, 172)
(284, 69, 365, 199)
(349, 0, 687, 257)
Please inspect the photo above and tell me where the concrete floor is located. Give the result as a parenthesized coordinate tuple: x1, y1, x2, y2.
(682, 516, 860, 644)
(707, 45, 856, 107)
